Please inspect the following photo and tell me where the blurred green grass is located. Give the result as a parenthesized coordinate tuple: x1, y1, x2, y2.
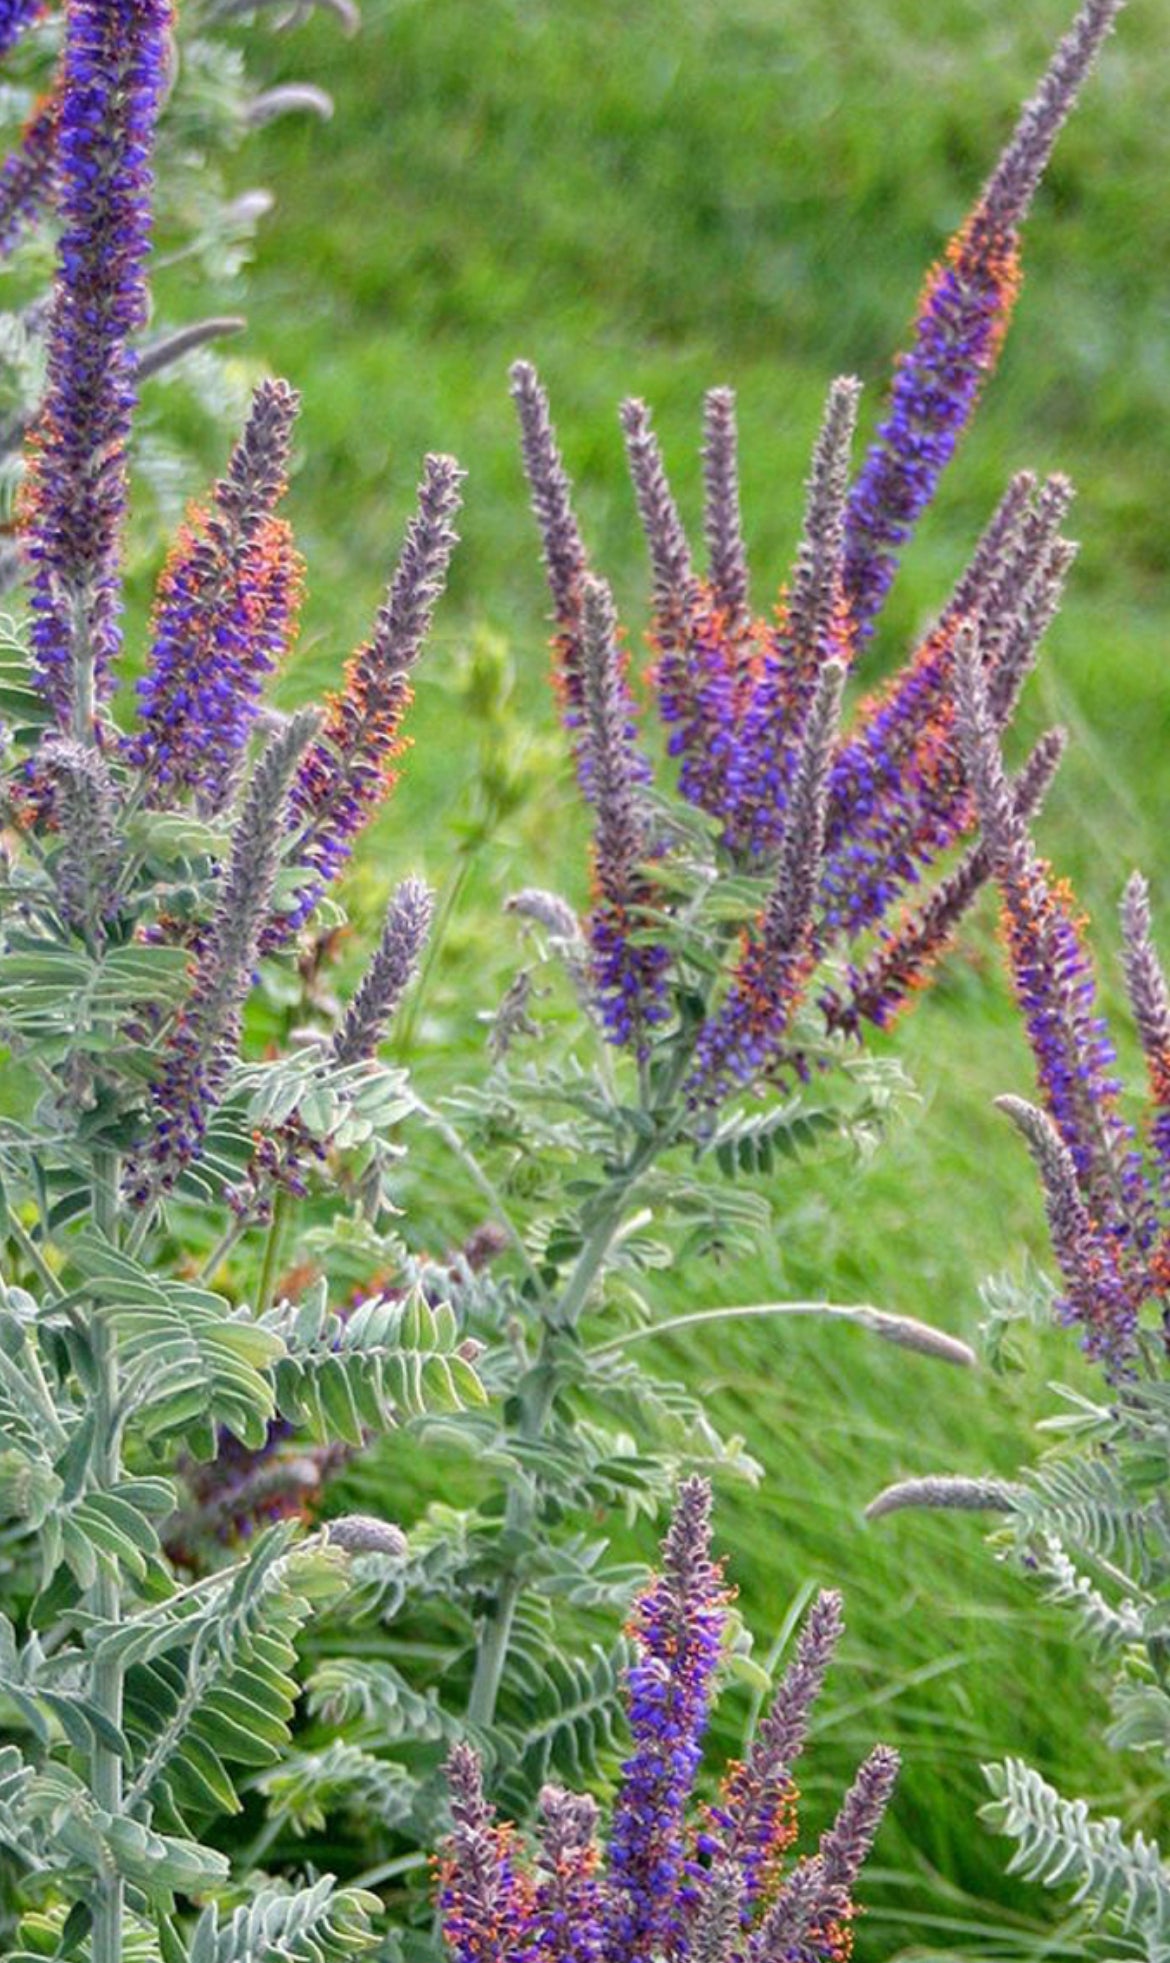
(200, 0, 1170, 1951)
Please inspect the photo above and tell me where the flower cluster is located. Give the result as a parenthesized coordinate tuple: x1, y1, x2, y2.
(511, 0, 1118, 1106)
(0, 79, 57, 259)
(440, 1479, 898, 1963)
(2, 0, 464, 1207)
(21, 0, 172, 734)
(125, 378, 305, 815)
(953, 630, 1170, 1376)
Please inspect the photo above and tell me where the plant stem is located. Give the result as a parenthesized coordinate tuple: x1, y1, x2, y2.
(464, 1126, 664, 1729)
(90, 1149, 124, 1963)
(255, 1184, 291, 1315)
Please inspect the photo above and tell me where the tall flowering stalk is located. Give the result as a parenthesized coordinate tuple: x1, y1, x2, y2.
(952, 629, 1161, 1375)
(126, 708, 320, 1204)
(842, 0, 1122, 638)
(278, 451, 465, 935)
(0, 78, 57, 258)
(440, 1480, 898, 1963)
(576, 573, 668, 1055)
(21, 0, 172, 735)
(125, 379, 305, 814)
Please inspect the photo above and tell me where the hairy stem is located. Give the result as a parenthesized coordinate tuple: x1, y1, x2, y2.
(90, 1149, 124, 1963)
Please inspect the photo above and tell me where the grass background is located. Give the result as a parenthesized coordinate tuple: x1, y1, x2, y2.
(176, 0, 1170, 1952)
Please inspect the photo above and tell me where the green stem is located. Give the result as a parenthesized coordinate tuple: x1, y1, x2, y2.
(464, 1128, 663, 1729)
(5, 1207, 65, 1301)
(419, 1099, 545, 1301)
(255, 1185, 291, 1316)
(89, 1150, 124, 1963)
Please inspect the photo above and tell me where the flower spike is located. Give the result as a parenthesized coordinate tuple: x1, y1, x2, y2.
(702, 387, 749, 628)
(824, 724, 1067, 1037)
(997, 1096, 1140, 1374)
(439, 1744, 538, 1963)
(511, 359, 589, 642)
(843, 0, 1122, 639)
(0, 82, 59, 260)
(604, 1475, 728, 1962)
(1121, 873, 1170, 1194)
(723, 377, 859, 860)
(621, 397, 697, 632)
(126, 378, 304, 814)
(278, 452, 464, 935)
(690, 659, 845, 1104)
(127, 708, 319, 1202)
(22, 0, 173, 734)
(577, 573, 669, 1054)
(332, 875, 434, 1066)
(707, 1589, 844, 1911)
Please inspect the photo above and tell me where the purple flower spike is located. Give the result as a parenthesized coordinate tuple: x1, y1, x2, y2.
(577, 574, 670, 1055)
(534, 1787, 606, 1963)
(702, 388, 749, 630)
(127, 708, 319, 1204)
(724, 378, 859, 860)
(1121, 874, 1170, 1202)
(690, 660, 845, 1106)
(22, 0, 173, 734)
(998, 1095, 1140, 1376)
(707, 1590, 844, 1911)
(604, 1476, 728, 1963)
(440, 1743, 539, 1963)
(752, 1745, 899, 1963)
(0, 82, 58, 260)
(126, 379, 304, 814)
(823, 725, 1067, 1039)
(843, 0, 1120, 640)
(332, 875, 433, 1065)
(511, 359, 589, 645)
(954, 627, 1146, 1247)
(0, 0, 44, 64)
(275, 452, 464, 938)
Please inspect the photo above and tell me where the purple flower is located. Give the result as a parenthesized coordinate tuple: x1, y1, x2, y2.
(126, 709, 318, 1205)
(843, 0, 1120, 640)
(954, 628, 1148, 1242)
(823, 725, 1066, 1038)
(533, 1787, 606, 1963)
(332, 875, 433, 1065)
(721, 379, 859, 862)
(998, 1096, 1141, 1376)
(439, 1744, 539, 1963)
(274, 452, 463, 939)
(0, 82, 58, 259)
(689, 661, 844, 1105)
(819, 475, 1073, 942)
(705, 1591, 844, 1913)
(125, 380, 304, 814)
(22, 0, 172, 733)
(604, 1476, 728, 1963)
(576, 574, 670, 1055)
(0, 0, 44, 64)
(1121, 873, 1170, 1202)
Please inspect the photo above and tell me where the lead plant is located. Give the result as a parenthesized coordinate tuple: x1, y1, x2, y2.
(0, 3, 482, 1959)
(416, 0, 1119, 1787)
(439, 1478, 899, 1963)
(0, 0, 356, 583)
(867, 635, 1170, 1957)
